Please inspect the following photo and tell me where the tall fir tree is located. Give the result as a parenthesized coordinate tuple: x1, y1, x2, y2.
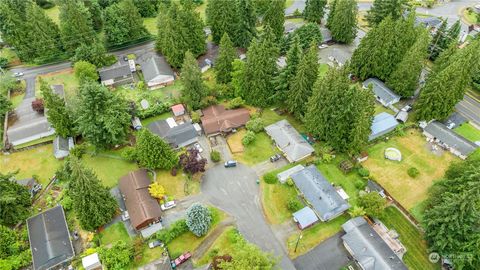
(305, 67, 374, 154)
(234, 0, 257, 48)
(206, 0, 238, 44)
(104, 0, 149, 46)
(84, 0, 104, 31)
(68, 157, 117, 231)
(242, 27, 279, 107)
(365, 0, 406, 26)
(274, 35, 302, 103)
(286, 43, 319, 119)
(132, 0, 159, 17)
(263, 0, 285, 43)
(215, 33, 237, 84)
(59, 0, 97, 53)
(40, 80, 74, 137)
(181, 51, 208, 110)
(134, 129, 178, 170)
(329, 0, 358, 44)
(326, 0, 338, 29)
(416, 40, 480, 121)
(75, 81, 131, 149)
(0, 0, 30, 61)
(387, 31, 429, 97)
(304, 0, 327, 23)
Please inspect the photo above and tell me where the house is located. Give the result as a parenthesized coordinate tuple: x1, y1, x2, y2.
(148, 118, 198, 148)
(53, 136, 74, 159)
(99, 64, 133, 87)
(291, 165, 350, 221)
(293, 206, 319, 230)
(82, 253, 103, 270)
(140, 56, 175, 89)
(118, 169, 162, 231)
(27, 205, 75, 270)
(363, 78, 401, 107)
(341, 217, 408, 270)
(265, 120, 315, 162)
(201, 105, 250, 135)
(395, 110, 408, 123)
(415, 16, 443, 33)
(171, 104, 185, 117)
(17, 177, 42, 198)
(422, 121, 478, 159)
(277, 164, 305, 183)
(366, 179, 386, 198)
(369, 112, 399, 141)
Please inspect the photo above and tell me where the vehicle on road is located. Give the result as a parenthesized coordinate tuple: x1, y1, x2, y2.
(121, 211, 130, 221)
(148, 240, 164, 249)
(171, 252, 192, 268)
(194, 143, 203, 153)
(318, 44, 329, 49)
(161, 201, 176, 211)
(401, 105, 412, 112)
(224, 160, 237, 168)
(13, 72, 24, 77)
(270, 154, 281, 162)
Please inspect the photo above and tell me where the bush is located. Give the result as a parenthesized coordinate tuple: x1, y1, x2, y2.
(354, 179, 366, 190)
(136, 102, 170, 119)
(99, 241, 133, 270)
(357, 168, 370, 178)
(210, 150, 221, 162)
(287, 198, 303, 212)
(286, 178, 294, 186)
(242, 131, 256, 146)
(60, 195, 73, 211)
(226, 97, 245, 109)
(74, 60, 98, 82)
(186, 204, 212, 237)
(348, 206, 366, 217)
(321, 153, 334, 163)
(245, 117, 265, 133)
(0, 57, 8, 68)
(191, 111, 200, 123)
(121, 147, 137, 162)
(263, 172, 277, 184)
(31, 98, 44, 113)
(407, 167, 420, 178)
(358, 192, 386, 218)
(201, 96, 218, 108)
(156, 219, 189, 243)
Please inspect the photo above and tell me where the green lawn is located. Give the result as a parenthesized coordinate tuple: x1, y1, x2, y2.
(229, 130, 279, 165)
(141, 112, 171, 126)
(36, 69, 79, 100)
(194, 227, 242, 266)
(10, 92, 25, 108)
(115, 80, 183, 102)
(261, 179, 299, 224)
(454, 122, 480, 142)
(99, 222, 131, 246)
(463, 9, 479, 24)
(44, 6, 60, 25)
(381, 207, 440, 270)
(143, 18, 157, 36)
(374, 103, 394, 115)
(14, 135, 56, 150)
(83, 153, 138, 188)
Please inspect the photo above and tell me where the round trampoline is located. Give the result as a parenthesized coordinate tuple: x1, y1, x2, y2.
(385, 147, 402, 161)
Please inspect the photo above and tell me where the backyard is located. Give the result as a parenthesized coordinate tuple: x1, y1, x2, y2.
(194, 226, 238, 266)
(228, 129, 279, 165)
(454, 122, 480, 142)
(363, 129, 456, 212)
(36, 69, 79, 100)
(155, 169, 200, 200)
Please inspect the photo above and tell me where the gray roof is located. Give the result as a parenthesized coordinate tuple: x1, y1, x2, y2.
(363, 78, 400, 104)
(367, 180, 384, 193)
(442, 112, 467, 129)
(53, 136, 73, 159)
(99, 64, 132, 81)
(424, 121, 478, 156)
(141, 56, 174, 83)
(265, 120, 314, 162)
(395, 111, 408, 123)
(293, 207, 319, 229)
(415, 16, 443, 29)
(341, 217, 408, 270)
(148, 120, 198, 148)
(27, 205, 75, 270)
(370, 112, 399, 141)
(291, 165, 350, 221)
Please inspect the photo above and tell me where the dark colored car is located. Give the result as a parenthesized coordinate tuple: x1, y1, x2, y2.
(224, 160, 237, 168)
(270, 154, 281, 162)
(148, 240, 164, 249)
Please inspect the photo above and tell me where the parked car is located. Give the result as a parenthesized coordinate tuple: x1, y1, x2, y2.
(318, 44, 329, 49)
(148, 240, 164, 249)
(194, 143, 203, 153)
(401, 105, 412, 112)
(270, 154, 281, 162)
(121, 211, 130, 221)
(161, 201, 176, 211)
(171, 252, 192, 268)
(13, 72, 24, 77)
(224, 160, 237, 168)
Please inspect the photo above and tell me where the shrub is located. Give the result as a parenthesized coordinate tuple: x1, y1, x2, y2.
(354, 180, 366, 190)
(242, 131, 256, 146)
(156, 219, 189, 243)
(98, 241, 133, 270)
(201, 96, 218, 108)
(60, 195, 73, 211)
(348, 206, 366, 217)
(191, 111, 200, 123)
(74, 60, 98, 82)
(286, 178, 294, 186)
(358, 192, 386, 218)
(321, 153, 334, 163)
(186, 204, 212, 237)
(226, 97, 245, 109)
(286, 198, 303, 212)
(0, 57, 8, 68)
(121, 147, 137, 162)
(31, 98, 44, 113)
(407, 167, 420, 178)
(357, 168, 370, 178)
(245, 117, 265, 133)
(263, 172, 277, 184)
(210, 150, 221, 162)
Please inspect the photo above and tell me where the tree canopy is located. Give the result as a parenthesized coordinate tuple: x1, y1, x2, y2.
(104, 0, 149, 46)
(304, 0, 327, 23)
(59, 0, 96, 53)
(206, 0, 238, 44)
(186, 204, 212, 237)
(358, 192, 387, 217)
(0, 172, 31, 226)
(40, 79, 74, 138)
(275, 35, 302, 103)
(365, 0, 407, 26)
(215, 33, 237, 84)
(181, 51, 208, 110)
(263, 0, 285, 43)
(134, 129, 178, 170)
(328, 0, 358, 44)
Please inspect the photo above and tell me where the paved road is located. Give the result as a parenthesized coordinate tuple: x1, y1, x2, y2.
(285, 0, 306, 15)
(201, 163, 296, 270)
(456, 95, 480, 127)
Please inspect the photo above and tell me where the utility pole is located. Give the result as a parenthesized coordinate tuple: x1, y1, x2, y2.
(294, 233, 303, 253)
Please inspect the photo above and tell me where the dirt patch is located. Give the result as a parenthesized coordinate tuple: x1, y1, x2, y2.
(226, 130, 245, 153)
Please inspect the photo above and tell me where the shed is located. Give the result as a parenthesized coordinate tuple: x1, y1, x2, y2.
(131, 117, 142, 130)
(363, 78, 401, 107)
(369, 112, 399, 141)
(293, 207, 319, 230)
(17, 177, 42, 198)
(277, 165, 305, 183)
(53, 136, 74, 159)
(395, 111, 408, 123)
(366, 180, 386, 198)
(171, 104, 185, 117)
(82, 253, 102, 270)
(265, 120, 315, 162)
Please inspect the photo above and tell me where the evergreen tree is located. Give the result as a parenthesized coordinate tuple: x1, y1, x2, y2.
(40, 80, 74, 137)
(274, 35, 302, 103)
(59, 0, 96, 53)
(235, 0, 257, 48)
(186, 204, 212, 237)
(329, 0, 358, 44)
(0, 0, 30, 61)
(365, 0, 406, 26)
(305, 67, 374, 153)
(75, 81, 131, 149)
(104, 0, 149, 46)
(206, 0, 238, 44)
(72, 41, 113, 67)
(286, 43, 319, 119)
(134, 129, 178, 170)
(231, 59, 246, 97)
(416, 40, 480, 121)
(242, 27, 279, 107)
(387, 31, 429, 97)
(304, 0, 327, 23)
(133, 0, 159, 17)
(326, 0, 338, 29)
(283, 23, 323, 52)
(215, 33, 237, 84)
(68, 157, 117, 231)
(263, 0, 285, 43)
(0, 172, 31, 226)
(429, 19, 460, 60)
(181, 51, 208, 109)
(84, 0, 104, 31)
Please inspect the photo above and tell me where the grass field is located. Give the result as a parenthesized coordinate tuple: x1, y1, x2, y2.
(141, 112, 171, 126)
(36, 69, 79, 100)
(99, 222, 131, 246)
(143, 18, 157, 36)
(10, 92, 25, 108)
(363, 129, 455, 210)
(83, 153, 138, 188)
(229, 130, 279, 165)
(261, 179, 299, 224)
(44, 6, 60, 25)
(463, 9, 479, 24)
(195, 226, 238, 266)
(14, 135, 55, 149)
(374, 103, 394, 115)
(381, 207, 440, 270)
(454, 122, 480, 142)
(155, 169, 201, 200)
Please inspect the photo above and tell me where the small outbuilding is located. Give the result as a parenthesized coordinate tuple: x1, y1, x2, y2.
(171, 104, 185, 117)
(82, 253, 103, 270)
(363, 78, 401, 107)
(131, 117, 142, 130)
(17, 177, 42, 198)
(395, 110, 408, 123)
(366, 180, 386, 198)
(53, 136, 74, 159)
(369, 112, 399, 141)
(293, 207, 319, 230)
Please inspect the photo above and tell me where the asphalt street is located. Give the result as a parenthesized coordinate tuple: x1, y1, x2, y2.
(456, 95, 480, 127)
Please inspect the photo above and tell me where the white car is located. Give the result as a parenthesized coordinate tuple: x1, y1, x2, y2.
(318, 44, 329, 49)
(161, 201, 176, 211)
(13, 72, 24, 77)
(194, 143, 203, 153)
(121, 211, 130, 221)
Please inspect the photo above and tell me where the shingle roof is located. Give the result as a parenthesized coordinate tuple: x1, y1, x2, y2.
(201, 105, 250, 135)
(293, 207, 319, 229)
(265, 120, 314, 162)
(27, 205, 75, 270)
(291, 165, 350, 221)
(363, 78, 400, 105)
(369, 113, 399, 141)
(99, 64, 132, 81)
(342, 217, 408, 270)
(148, 120, 198, 148)
(424, 121, 478, 156)
(141, 56, 174, 83)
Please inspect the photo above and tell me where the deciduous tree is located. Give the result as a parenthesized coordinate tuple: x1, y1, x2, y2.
(99, 241, 133, 269)
(179, 148, 207, 175)
(181, 51, 208, 109)
(186, 204, 212, 237)
(72, 41, 113, 67)
(74, 61, 99, 82)
(358, 192, 386, 217)
(215, 33, 237, 84)
(148, 182, 166, 199)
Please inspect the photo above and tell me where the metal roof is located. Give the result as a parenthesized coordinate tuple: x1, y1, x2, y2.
(424, 121, 478, 156)
(291, 165, 350, 221)
(147, 120, 198, 148)
(369, 113, 399, 141)
(363, 78, 400, 105)
(293, 207, 319, 229)
(99, 64, 132, 81)
(265, 120, 314, 162)
(141, 56, 174, 83)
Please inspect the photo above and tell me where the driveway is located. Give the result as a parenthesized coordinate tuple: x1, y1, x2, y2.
(293, 232, 352, 270)
(201, 163, 296, 270)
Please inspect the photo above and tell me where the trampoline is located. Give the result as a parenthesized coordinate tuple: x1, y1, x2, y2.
(385, 148, 402, 161)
